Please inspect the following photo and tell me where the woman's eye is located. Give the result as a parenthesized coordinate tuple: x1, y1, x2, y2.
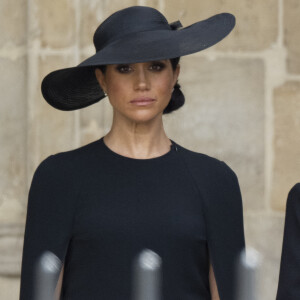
(149, 62, 165, 71)
(116, 65, 131, 73)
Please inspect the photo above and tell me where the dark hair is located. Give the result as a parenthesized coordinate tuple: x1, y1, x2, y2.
(97, 57, 185, 114)
(163, 57, 184, 114)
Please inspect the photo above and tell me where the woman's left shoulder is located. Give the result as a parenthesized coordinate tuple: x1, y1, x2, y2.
(175, 142, 238, 181)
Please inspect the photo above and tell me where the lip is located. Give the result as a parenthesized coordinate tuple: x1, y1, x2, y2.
(130, 97, 156, 106)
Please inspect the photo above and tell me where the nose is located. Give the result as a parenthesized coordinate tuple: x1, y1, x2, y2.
(134, 67, 150, 91)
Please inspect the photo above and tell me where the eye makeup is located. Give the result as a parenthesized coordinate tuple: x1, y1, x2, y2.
(149, 61, 166, 71)
(115, 64, 132, 73)
(115, 60, 168, 74)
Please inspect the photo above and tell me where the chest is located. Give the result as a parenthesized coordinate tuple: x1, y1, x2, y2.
(73, 162, 207, 247)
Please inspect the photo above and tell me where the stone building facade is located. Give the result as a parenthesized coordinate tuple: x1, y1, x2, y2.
(0, 0, 300, 299)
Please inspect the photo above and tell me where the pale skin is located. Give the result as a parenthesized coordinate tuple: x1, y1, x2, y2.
(55, 60, 220, 299)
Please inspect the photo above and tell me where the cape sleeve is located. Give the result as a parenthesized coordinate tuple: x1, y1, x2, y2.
(180, 150, 245, 300)
(203, 161, 245, 300)
(276, 183, 300, 300)
(19, 155, 78, 300)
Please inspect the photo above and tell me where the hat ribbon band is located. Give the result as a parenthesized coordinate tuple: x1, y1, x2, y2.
(169, 20, 183, 30)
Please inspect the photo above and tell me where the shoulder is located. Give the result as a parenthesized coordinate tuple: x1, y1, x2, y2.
(173, 142, 242, 211)
(286, 183, 300, 209)
(288, 183, 300, 199)
(33, 139, 102, 181)
(29, 140, 102, 200)
(175, 142, 238, 182)
(37, 139, 101, 169)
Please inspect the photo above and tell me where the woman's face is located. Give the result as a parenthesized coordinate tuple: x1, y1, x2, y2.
(95, 60, 180, 123)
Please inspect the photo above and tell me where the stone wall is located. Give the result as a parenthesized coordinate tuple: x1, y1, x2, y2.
(0, 0, 299, 299)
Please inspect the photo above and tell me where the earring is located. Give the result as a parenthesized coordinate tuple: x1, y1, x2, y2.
(104, 91, 107, 97)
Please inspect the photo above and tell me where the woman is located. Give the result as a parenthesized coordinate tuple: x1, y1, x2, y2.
(276, 183, 300, 299)
(20, 6, 245, 300)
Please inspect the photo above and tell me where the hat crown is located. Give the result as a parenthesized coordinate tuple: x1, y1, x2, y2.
(93, 6, 170, 52)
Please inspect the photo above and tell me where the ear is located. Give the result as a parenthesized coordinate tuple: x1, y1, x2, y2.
(173, 64, 180, 86)
(95, 68, 107, 92)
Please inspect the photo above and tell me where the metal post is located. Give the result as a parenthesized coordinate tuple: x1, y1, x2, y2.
(132, 249, 162, 300)
(235, 247, 262, 300)
(34, 251, 62, 300)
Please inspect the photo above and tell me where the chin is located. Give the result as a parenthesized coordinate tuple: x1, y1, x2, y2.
(126, 109, 163, 123)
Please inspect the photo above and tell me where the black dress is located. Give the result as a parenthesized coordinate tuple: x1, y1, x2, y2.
(276, 183, 300, 300)
(20, 137, 245, 300)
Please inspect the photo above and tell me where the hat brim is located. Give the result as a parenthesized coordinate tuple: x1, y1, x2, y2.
(42, 13, 235, 111)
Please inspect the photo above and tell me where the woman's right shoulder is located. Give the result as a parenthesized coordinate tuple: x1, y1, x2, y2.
(34, 138, 103, 176)
(34, 140, 101, 182)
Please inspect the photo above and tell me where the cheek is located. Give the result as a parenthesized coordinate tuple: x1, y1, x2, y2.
(154, 76, 174, 96)
(107, 79, 125, 95)
(106, 80, 142, 116)
(106, 79, 129, 105)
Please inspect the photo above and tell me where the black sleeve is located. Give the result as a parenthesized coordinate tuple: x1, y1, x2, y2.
(19, 155, 78, 300)
(204, 162, 245, 300)
(276, 183, 300, 300)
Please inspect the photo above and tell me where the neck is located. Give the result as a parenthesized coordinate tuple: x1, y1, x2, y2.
(103, 111, 171, 159)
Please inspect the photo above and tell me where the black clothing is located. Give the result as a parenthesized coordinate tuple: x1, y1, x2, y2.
(20, 137, 245, 300)
(276, 183, 300, 300)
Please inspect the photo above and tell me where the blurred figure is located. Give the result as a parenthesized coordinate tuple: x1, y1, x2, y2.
(276, 183, 300, 299)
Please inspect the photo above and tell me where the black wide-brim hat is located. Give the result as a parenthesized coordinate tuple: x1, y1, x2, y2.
(41, 6, 235, 111)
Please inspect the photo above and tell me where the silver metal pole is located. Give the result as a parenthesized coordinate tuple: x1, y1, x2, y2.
(34, 251, 62, 300)
(132, 249, 162, 300)
(235, 247, 262, 300)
